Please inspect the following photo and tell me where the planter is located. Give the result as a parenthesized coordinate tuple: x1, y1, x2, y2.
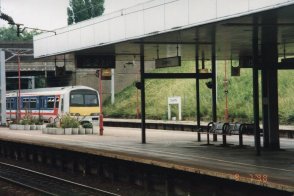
(36, 125, 44, 130)
(47, 128, 56, 134)
(85, 128, 93, 134)
(9, 124, 17, 130)
(24, 125, 30, 130)
(42, 128, 48, 134)
(64, 128, 72, 135)
(79, 127, 85, 135)
(56, 128, 64, 135)
(17, 125, 25, 130)
(30, 125, 37, 130)
(72, 128, 79, 135)
(93, 126, 98, 135)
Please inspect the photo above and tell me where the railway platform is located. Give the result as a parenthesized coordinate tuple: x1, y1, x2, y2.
(0, 126, 293, 194)
(103, 118, 294, 138)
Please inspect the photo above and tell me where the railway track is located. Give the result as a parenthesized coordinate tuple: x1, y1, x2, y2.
(0, 161, 120, 196)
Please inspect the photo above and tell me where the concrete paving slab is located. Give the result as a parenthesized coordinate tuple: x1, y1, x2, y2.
(0, 126, 293, 193)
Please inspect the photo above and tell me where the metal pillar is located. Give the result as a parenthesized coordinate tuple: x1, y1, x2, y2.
(140, 43, 146, 144)
(211, 26, 217, 141)
(111, 69, 115, 104)
(252, 16, 261, 155)
(0, 50, 6, 125)
(261, 11, 280, 150)
(99, 69, 104, 135)
(196, 43, 201, 141)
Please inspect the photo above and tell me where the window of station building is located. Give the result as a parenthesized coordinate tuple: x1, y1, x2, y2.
(47, 97, 55, 109)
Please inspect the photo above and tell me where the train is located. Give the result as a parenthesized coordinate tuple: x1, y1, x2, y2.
(6, 86, 100, 125)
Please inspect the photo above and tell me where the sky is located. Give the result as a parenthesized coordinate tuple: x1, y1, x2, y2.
(0, 0, 148, 30)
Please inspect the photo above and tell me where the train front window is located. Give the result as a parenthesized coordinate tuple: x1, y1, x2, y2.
(85, 95, 98, 106)
(70, 89, 98, 106)
(71, 94, 84, 106)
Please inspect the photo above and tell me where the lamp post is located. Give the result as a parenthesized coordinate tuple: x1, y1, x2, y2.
(99, 68, 103, 135)
(17, 55, 21, 123)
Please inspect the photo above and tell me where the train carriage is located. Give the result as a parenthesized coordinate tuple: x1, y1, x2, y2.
(6, 86, 100, 125)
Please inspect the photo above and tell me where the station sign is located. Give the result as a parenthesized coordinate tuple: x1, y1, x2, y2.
(95, 68, 112, 80)
(76, 55, 115, 69)
(155, 56, 181, 68)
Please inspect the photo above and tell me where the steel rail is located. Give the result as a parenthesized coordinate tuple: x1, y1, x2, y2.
(0, 161, 120, 196)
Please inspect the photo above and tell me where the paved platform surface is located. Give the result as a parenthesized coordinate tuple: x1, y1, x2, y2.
(0, 126, 293, 193)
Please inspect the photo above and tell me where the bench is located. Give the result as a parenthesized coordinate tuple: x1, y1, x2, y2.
(206, 122, 256, 146)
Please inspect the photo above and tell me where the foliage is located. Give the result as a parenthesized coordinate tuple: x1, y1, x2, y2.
(82, 122, 93, 128)
(60, 114, 80, 128)
(31, 118, 44, 125)
(103, 61, 294, 124)
(0, 26, 39, 41)
(46, 123, 57, 128)
(67, 0, 104, 25)
(20, 113, 33, 125)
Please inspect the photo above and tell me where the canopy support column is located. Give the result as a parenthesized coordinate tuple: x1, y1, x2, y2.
(140, 43, 146, 144)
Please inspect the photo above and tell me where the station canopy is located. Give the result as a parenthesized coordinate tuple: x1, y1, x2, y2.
(34, 0, 294, 63)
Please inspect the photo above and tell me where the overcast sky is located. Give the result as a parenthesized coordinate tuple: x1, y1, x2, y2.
(0, 0, 148, 30)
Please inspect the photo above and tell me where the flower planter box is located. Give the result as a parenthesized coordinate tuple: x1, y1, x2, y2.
(30, 125, 37, 130)
(93, 126, 99, 135)
(17, 125, 25, 130)
(72, 128, 79, 135)
(79, 127, 85, 134)
(64, 128, 72, 135)
(24, 125, 30, 130)
(56, 128, 64, 135)
(47, 128, 57, 134)
(85, 128, 93, 134)
(42, 128, 48, 134)
(9, 124, 17, 130)
(36, 125, 44, 130)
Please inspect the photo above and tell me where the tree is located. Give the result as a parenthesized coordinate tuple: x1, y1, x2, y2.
(67, 0, 104, 25)
(0, 26, 39, 41)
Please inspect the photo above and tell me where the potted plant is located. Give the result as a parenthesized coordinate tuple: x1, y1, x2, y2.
(72, 120, 80, 135)
(35, 119, 44, 130)
(21, 119, 31, 130)
(60, 114, 79, 135)
(83, 122, 93, 134)
(45, 123, 57, 134)
(79, 124, 85, 135)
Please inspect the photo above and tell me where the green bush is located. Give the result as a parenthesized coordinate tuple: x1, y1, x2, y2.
(83, 122, 93, 128)
(20, 113, 33, 125)
(60, 114, 80, 128)
(46, 123, 56, 128)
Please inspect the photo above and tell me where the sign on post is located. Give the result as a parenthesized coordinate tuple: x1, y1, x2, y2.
(168, 96, 182, 121)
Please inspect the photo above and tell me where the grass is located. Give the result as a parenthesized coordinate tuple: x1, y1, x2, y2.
(103, 61, 294, 124)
